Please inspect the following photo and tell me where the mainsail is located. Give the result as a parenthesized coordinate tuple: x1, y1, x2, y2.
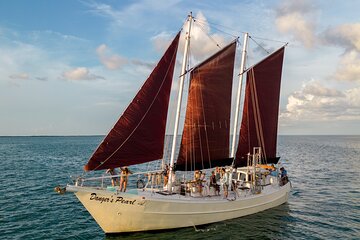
(235, 47, 285, 167)
(176, 41, 237, 171)
(84, 32, 180, 171)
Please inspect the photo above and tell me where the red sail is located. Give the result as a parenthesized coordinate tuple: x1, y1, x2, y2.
(235, 47, 285, 166)
(176, 41, 236, 171)
(84, 32, 180, 171)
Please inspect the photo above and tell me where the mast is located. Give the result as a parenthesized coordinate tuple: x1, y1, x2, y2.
(168, 13, 193, 188)
(231, 32, 248, 158)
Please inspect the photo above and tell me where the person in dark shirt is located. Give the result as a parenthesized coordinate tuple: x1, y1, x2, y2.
(209, 171, 220, 196)
(280, 167, 288, 186)
(106, 168, 119, 187)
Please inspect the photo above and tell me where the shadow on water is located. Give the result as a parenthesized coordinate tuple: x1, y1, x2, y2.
(104, 204, 292, 240)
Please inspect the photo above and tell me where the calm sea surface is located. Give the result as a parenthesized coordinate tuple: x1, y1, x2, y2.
(0, 135, 359, 239)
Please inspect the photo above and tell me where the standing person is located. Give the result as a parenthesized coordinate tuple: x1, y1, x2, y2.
(210, 171, 220, 196)
(163, 164, 170, 187)
(106, 168, 118, 187)
(194, 170, 202, 196)
(120, 167, 132, 192)
(220, 168, 229, 199)
(215, 167, 221, 184)
(200, 171, 207, 196)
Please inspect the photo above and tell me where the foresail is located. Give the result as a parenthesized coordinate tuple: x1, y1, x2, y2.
(176, 41, 237, 171)
(84, 32, 181, 171)
(235, 47, 285, 167)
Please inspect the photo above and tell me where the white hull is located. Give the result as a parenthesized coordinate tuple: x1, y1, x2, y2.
(67, 183, 291, 233)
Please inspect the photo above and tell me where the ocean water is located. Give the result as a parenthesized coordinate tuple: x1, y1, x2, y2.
(0, 135, 359, 239)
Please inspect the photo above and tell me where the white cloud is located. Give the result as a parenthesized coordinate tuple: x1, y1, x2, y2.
(321, 23, 360, 82)
(9, 73, 29, 80)
(281, 81, 360, 122)
(151, 12, 230, 64)
(87, 0, 181, 30)
(333, 50, 360, 82)
(322, 23, 360, 51)
(62, 67, 104, 81)
(275, 0, 317, 48)
(96, 44, 128, 70)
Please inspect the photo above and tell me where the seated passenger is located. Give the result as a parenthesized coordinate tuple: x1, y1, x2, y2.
(279, 167, 288, 186)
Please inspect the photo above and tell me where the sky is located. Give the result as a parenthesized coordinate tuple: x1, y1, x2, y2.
(0, 0, 359, 136)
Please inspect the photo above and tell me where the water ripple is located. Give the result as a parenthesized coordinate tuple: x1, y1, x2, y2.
(0, 136, 359, 239)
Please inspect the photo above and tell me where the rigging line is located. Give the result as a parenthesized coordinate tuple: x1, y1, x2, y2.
(92, 35, 179, 171)
(198, 72, 212, 170)
(250, 35, 288, 44)
(251, 70, 267, 161)
(249, 35, 270, 54)
(249, 70, 261, 156)
(194, 17, 288, 45)
(195, 79, 205, 170)
(194, 20, 222, 49)
(238, 44, 286, 77)
(193, 17, 241, 38)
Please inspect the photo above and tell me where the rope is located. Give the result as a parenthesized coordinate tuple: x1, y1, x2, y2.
(198, 72, 211, 170)
(249, 69, 267, 162)
(195, 20, 222, 49)
(250, 35, 288, 45)
(194, 17, 287, 46)
(193, 17, 241, 38)
(249, 35, 270, 54)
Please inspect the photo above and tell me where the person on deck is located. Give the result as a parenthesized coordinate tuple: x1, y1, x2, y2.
(194, 170, 203, 196)
(220, 168, 229, 198)
(210, 171, 220, 196)
(119, 167, 132, 192)
(163, 164, 170, 187)
(215, 167, 221, 184)
(106, 168, 119, 187)
(270, 164, 278, 177)
(280, 167, 288, 186)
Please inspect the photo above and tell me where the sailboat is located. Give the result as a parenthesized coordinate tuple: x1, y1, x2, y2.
(64, 13, 291, 233)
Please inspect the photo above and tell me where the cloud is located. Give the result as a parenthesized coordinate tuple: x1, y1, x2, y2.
(321, 23, 360, 82)
(333, 50, 360, 82)
(62, 67, 105, 81)
(280, 81, 360, 122)
(322, 23, 360, 51)
(151, 32, 175, 53)
(86, 0, 181, 31)
(275, 0, 317, 48)
(9, 73, 29, 80)
(151, 12, 230, 64)
(35, 77, 48, 81)
(96, 44, 128, 70)
(131, 59, 155, 69)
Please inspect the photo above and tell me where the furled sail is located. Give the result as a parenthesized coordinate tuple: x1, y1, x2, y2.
(84, 32, 180, 171)
(176, 41, 237, 171)
(235, 47, 285, 167)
